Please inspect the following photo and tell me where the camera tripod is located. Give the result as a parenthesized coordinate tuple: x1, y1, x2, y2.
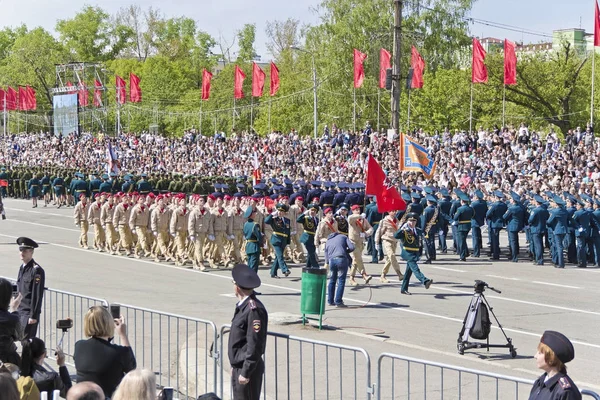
(457, 280, 517, 358)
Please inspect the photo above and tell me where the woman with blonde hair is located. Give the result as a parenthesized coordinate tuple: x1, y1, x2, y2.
(73, 305, 136, 398)
(112, 369, 155, 400)
(529, 330, 581, 400)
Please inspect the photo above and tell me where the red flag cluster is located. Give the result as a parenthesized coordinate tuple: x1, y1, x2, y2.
(222, 63, 280, 101)
(471, 37, 517, 86)
(0, 86, 36, 111)
(353, 49, 368, 88)
(410, 46, 425, 89)
(114, 74, 141, 105)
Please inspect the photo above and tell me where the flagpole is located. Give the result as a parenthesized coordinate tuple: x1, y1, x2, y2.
(250, 97, 254, 132)
(268, 99, 272, 133)
(199, 100, 203, 136)
(353, 87, 356, 132)
(469, 82, 474, 134)
(592, 47, 596, 127)
(502, 84, 506, 128)
(407, 88, 411, 132)
(3, 90, 6, 136)
(376, 89, 380, 132)
(232, 98, 236, 132)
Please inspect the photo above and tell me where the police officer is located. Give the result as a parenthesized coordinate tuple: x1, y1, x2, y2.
(547, 196, 569, 268)
(421, 194, 439, 263)
(529, 195, 550, 266)
(572, 199, 591, 268)
(529, 331, 581, 400)
(228, 264, 268, 400)
(470, 190, 487, 258)
(16, 237, 45, 340)
(453, 193, 474, 262)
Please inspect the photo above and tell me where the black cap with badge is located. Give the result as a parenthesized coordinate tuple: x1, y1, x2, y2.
(540, 330, 575, 364)
(16, 237, 38, 250)
(232, 264, 261, 290)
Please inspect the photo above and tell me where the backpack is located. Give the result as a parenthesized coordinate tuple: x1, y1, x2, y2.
(470, 302, 492, 340)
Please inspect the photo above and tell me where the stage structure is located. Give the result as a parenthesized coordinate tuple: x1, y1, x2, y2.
(52, 63, 108, 135)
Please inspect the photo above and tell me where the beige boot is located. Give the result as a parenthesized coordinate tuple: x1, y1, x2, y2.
(348, 276, 358, 286)
(380, 275, 389, 283)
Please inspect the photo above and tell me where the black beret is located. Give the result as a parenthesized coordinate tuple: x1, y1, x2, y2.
(541, 330, 575, 364)
(16, 237, 38, 250)
(232, 264, 261, 290)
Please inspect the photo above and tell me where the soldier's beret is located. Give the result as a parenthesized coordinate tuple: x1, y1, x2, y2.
(540, 330, 575, 364)
(232, 264, 261, 290)
(296, 196, 304, 202)
(17, 237, 38, 250)
(243, 206, 254, 219)
(350, 204, 361, 211)
(323, 207, 333, 214)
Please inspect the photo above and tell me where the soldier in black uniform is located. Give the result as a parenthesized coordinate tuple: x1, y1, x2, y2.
(228, 264, 268, 400)
(529, 330, 580, 400)
(16, 237, 45, 340)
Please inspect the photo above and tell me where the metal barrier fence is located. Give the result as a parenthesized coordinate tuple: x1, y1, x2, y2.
(377, 353, 600, 400)
(116, 303, 219, 400)
(218, 324, 373, 400)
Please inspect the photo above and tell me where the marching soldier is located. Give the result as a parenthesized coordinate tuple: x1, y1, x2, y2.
(264, 203, 292, 278)
(365, 196, 384, 262)
(298, 204, 320, 269)
(151, 195, 172, 262)
(572, 198, 591, 268)
(288, 197, 307, 264)
(169, 194, 189, 266)
(503, 192, 525, 262)
(188, 196, 212, 270)
(315, 208, 338, 251)
(28, 174, 41, 208)
(52, 174, 66, 208)
(529, 195, 550, 266)
(374, 210, 404, 283)
(395, 213, 433, 295)
(470, 190, 487, 258)
(209, 198, 232, 268)
(228, 199, 245, 265)
(113, 193, 134, 256)
(101, 193, 118, 254)
(453, 193, 474, 262)
(486, 191, 508, 260)
(547, 196, 569, 268)
(74, 194, 90, 249)
(129, 194, 152, 258)
(243, 206, 264, 273)
(347, 204, 373, 285)
(421, 195, 439, 264)
(88, 194, 106, 252)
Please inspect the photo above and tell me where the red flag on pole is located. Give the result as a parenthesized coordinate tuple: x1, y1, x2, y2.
(270, 62, 280, 96)
(252, 62, 266, 97)
(595, 1, 600, 47)
(6, 87, 16, 110)
(410, 46, 426, 89)
(234, 65, 246, 99)
(26, 86, 37, 110)
(353, 49, 368, 88)
(0, 89, 5, 111)
(377, 185, 407, 213)
(472, 38, 488, 83)
(129, 73, 141, 103)
(366, 154, 386, 195)
(115, 75, 127, 104)
(366, 155, 406, 212)
(379, 48, 391, 89)
(77, 84, 88, 107)
(18, 87, 28, 111)
(94, 80, 103, 107)
(201, 69, 213, 100)
(504, 39, 517, 85)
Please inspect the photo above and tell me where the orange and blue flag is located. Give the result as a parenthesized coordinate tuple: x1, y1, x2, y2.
(399, 133, 436, 179)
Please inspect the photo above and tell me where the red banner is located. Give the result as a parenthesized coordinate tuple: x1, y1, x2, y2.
(201, 69, 212, 100)
(379, 48, 391, 89)
(129, 73, 141, 103)
(0, 179, 7, 187)
(353, 49, 367, 88)
(6, 87, 16, 111)
(366, 154, 386, 196)
(115, 75, 127, 104)
(472, 38, 488, 84)
(26, 86, 37, 110)
(234, 65, 246, 99)
(0, 89, 4, 111)
(595, 0, 600, 47)
(504, 39, 517, 86)
(410, 46, 425, 89)
(94, 80, 103, 107)
(252, 62, 266, 97)
(270, 62, 280, 96)
(18, 87, 28, 111)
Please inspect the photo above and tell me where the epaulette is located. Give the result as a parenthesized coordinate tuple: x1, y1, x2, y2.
(249, 299, 257, 310)
(33, 263, 41, 269)
(559, 377, 571, 389)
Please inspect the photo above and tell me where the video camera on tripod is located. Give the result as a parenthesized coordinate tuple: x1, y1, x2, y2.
(457, 280, 517, 358)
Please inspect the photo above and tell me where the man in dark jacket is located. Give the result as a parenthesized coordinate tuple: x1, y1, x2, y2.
(16, 237, 44, 340)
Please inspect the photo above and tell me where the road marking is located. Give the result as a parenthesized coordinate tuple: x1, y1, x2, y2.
(2, 230, 600, 351)
(432, 266, 466, 273)
(485, 274, 521, 281)
(219, 294, 236, 298)
(6, 207, 71, 219)
(4, 219, 79, 232)
(533, 281, 581, 289)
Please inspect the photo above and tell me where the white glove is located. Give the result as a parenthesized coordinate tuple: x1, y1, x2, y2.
(360, 232, 366, 238)
(451, 221, 457, 226)
(170, 233, 176, 237)
(208, 235, 215, 241)
(272, 211, 278, 216)
(375, 245, 380, 251)
(228, 235, 235, 240)
(361, 213, 366, 219)
(75, 223, 80, 227)
(578, 227, 583, 232)
(153, 231, 158, 237)
(190, 235, 196, 242)
(291, 231, 296, 235)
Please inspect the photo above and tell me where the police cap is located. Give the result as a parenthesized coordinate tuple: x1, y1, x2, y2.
(17, 237, 38, 250)
(276, 203, 289, 212)
(406, 212, 418, 221)
(232, 264, 261, 290)
(540, 330, 575, 364)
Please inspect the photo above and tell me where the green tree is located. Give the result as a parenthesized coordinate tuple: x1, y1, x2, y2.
(237, 24, 256, 62)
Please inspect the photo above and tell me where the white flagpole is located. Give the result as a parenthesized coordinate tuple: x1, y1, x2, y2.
(3, 90, 6, 136)
(407, 89, 411, 132)
(268, 99, 272, 133)
(250, 97, 254, 132)
(353, 87, 356, 132)
(469, 82, 474, 134)
(232, 98, 236, 132)
(199, 100, 203, 136)
(502, 84, 506, 128)
(592, 47, 596, 127)
(377, 88, 380, 131)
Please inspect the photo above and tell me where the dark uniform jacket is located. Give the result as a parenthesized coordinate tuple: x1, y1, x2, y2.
(335, 215, 349, 235)
(471, 200, 488, 228)
(528, 371, 581, 400)
(395, 225, 423, 259)
(529, 206, 550, 234)
(297, 214, 319, 244)
(0, 309, 23, 364)
(32, 363, 72, 398)
(486, 201, 508, 229)
(504, 204, 525, 232)
(547, 207, 569, 235)
(243, 218, 263, 254)
(17, 259, 45, 320)
(454, 205, 474, 232)
(265, 214, 291, 246)
(228, 294, 268, 379)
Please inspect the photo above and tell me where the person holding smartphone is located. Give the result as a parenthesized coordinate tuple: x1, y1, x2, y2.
(0, 278, 23, 365)
(73, 306, 136, 398)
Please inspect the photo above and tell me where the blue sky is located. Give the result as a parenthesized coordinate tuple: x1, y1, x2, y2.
(0, 0, 595, 59)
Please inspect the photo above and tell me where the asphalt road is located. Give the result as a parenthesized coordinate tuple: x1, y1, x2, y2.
(1, 198, 599, 397)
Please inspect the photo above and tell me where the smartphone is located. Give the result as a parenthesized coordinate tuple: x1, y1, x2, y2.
(56, 319, 73, 330)
(11, 284, 18, 295)
(161, 387, 173, 400)
(110, 304, 120, 319)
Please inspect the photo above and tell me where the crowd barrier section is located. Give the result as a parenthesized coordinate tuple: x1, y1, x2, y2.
(583, 391, 600, 400)
(218, 324, 373, 400)
(116, 303, 219, 400)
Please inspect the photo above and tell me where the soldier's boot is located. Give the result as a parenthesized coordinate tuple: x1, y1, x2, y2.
(380, 274, 389, 283)
(348, 276, 358, 286)
(361, 272, 372, 284)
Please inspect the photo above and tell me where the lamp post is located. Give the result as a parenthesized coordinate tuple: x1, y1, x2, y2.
(290, 46, 318, 140)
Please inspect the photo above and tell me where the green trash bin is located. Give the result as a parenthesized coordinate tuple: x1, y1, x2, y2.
(300, 267, 327, 329)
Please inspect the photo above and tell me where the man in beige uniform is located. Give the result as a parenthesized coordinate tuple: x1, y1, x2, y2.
(288, 196, 307, 264)
(113, 193, 134, 256)
(209, 198, 231, 268)
(101, 193, 118, 254)
(315, 207, 338, 249)
(169, 194, 189, 266)
(151, 195, 172, 262)
(227, 197, 245, 265)
(87, 193, 106, 252)
(129, 194, 151, 258)
(188, 196, 212, 270)
(374, 211, 404, 283)
(145, 193, 156, 253)
(74, 194, 90, 249)
(348, 204, 373, 285)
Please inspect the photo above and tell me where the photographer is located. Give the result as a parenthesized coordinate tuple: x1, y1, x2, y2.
(21, 337, 72, 397)
(0, 278, 23, 365)
(73, 306, 136, 398)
